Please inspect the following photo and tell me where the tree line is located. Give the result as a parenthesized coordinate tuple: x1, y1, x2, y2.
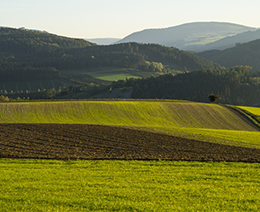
(4, 65, 260, 106)
(110, 66, 260, 106)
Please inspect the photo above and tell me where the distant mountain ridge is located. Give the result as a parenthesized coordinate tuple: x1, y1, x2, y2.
(200, 29, 260, 51)
(116, 22, 256, 52)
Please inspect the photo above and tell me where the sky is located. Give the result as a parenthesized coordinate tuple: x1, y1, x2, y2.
(1, 0, 260, 39)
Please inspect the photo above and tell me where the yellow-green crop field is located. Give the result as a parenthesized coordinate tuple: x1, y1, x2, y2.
(0, 100, 259, 148)
(1, 100, 260, 211)
(238, 106, 260, 116)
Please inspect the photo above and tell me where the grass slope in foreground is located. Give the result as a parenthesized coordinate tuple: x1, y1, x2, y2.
(0, 159, 259, 211)
(0, 100, 259, 148)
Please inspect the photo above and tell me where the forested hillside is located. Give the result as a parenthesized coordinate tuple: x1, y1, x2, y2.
(0, 27, 94, 56)
(197, 38, 260, 72)
(0, 27, 222, 85)
(109, 66, 260, 106)
(0, 27, 95, 82)
(64, 42, 223, 71)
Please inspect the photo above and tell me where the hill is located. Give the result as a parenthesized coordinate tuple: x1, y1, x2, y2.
(0, 26, 97, 89)
(70, 42, 223, 72)
(197, 39, 260, 71)
(0, 100, 254, 131)
(0, 27, 95, 56)
(200, 29, 260, 51)
(115, 66, 260, 106)
(0, 100, 260, 150)
(0, 27, 223, 96)
(116, 22, 255, 51)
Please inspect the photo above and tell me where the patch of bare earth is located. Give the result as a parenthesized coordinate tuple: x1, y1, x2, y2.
(0, 124, 260, 162)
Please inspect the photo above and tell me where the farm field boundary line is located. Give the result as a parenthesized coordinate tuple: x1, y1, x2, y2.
(125, 125, 260, 149)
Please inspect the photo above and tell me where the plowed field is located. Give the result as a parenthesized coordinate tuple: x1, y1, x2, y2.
(1, 123, 260, 162)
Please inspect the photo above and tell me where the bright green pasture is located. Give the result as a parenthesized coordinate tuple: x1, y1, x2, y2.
(0, 100, 260, 148)
(237, 106, 260, 125)
(88, 73, 141, 81)
(0, 159, 259, 212)
(238, 106, 260, 116)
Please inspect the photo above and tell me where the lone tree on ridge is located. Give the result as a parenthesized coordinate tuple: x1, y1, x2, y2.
(208, 93, 218, 103)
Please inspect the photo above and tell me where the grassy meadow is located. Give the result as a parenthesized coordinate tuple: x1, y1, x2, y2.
(88, 72, 141, 81)
(0, 159, 260, 211)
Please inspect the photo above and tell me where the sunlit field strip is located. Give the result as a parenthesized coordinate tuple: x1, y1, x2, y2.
(0, 159, 259, 211)
(238, 106, 260, 116)
(88, 73, 141, 81)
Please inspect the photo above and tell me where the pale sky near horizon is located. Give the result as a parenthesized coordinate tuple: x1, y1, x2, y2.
(1, 0, 260, 39)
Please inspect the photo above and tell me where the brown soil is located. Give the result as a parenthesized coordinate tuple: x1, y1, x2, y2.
(0, 123, 260, 162)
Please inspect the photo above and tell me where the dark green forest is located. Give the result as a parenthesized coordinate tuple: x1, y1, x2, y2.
(197, 38, 260, 72)
(126, 66, 260, 106)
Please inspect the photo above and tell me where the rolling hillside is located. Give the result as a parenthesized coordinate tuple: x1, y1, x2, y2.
(116, 22, 255, 51)
(128, 66, 260, 106)
(200, 29, 260, 51)
(0, 27, 95, 55)
(0, 100, 259, 149)
(0, 100, 254, 130)
(197, 38, 260, 71)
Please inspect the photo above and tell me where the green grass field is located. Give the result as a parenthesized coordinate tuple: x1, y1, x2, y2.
(88, 73, 141, 81)
(0, 159, 259, 211)
(0, 100, 259, 148)
(60, 68, 160, 84)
